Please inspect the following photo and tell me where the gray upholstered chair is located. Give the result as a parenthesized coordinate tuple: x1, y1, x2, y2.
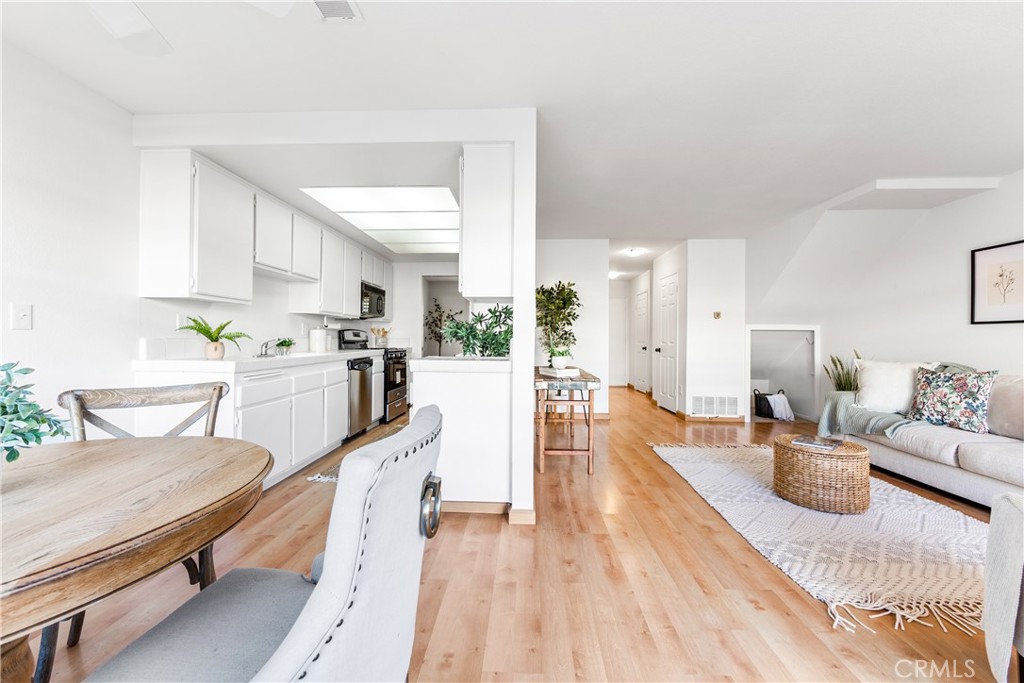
(983, 493, 1024, 683)
(35, 383, 229, 683)
(87, 404, 444, 683)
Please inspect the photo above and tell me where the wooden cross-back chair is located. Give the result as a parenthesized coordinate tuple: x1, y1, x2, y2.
(33, 382, 229, 683)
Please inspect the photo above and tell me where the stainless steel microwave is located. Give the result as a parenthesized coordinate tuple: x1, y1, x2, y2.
(360, 283, 385, 319)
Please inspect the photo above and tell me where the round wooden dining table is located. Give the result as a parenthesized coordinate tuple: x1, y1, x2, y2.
(0, 436, 273, 682)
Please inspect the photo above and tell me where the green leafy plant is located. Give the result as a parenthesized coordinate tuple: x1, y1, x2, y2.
(176, 316, 252, 350)
(824, 350, 861, 391)
(424, 298, 463, 356)
(276, 338, 295, 348)
(536, 281, 582, 364)
(442, 305, 513, 357)
(1, 362, 69, 462)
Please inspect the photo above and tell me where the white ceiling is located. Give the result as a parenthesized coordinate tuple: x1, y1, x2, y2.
(3, 1, 1021, 264)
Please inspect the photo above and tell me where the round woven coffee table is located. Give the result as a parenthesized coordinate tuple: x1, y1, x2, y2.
(772, 434, 871, 514)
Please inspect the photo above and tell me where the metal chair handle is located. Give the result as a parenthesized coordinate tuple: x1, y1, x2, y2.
(420, 474, 442, 538)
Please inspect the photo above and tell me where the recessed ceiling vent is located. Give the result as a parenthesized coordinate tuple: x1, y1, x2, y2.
(314, 0, 363, 22)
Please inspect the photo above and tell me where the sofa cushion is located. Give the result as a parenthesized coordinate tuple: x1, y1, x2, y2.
(906, 368, 999, 433)
(855, 359, 939, 414)
(959, 442, 1024, 487)
(879, 422, 1013, 467)
(988, 375, 1024, 440)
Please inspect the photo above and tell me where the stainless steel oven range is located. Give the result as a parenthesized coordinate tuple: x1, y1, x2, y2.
(383, 348, 408, 422)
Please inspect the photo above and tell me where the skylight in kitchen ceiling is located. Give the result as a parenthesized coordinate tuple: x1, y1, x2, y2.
(301, 186, 459, 255)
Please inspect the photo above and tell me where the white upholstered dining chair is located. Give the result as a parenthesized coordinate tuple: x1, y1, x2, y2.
(87, 404, 444, 682)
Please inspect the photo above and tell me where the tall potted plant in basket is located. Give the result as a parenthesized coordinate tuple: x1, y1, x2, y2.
(536, 281, 582, 368)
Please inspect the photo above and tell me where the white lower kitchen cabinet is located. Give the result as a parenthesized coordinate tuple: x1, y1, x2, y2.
(291, 370, 326, 466)
(323, 377, 349, 445)
(133, 351, 382, 487)
(237, 396, 292, 481)
(408, 358, 511, 503)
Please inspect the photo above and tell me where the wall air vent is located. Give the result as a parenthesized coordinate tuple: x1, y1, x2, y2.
(314, 0, 362, 22)
(691, 396, 740, 417)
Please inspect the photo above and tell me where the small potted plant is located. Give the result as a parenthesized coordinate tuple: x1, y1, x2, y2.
(176, 316, 252, 360)
(1, 362, 68, 462)
(824, 350, 861, 392)
(536, 281, 582, 368)
(275, 338, 295, 356)
(442, 305, 513, 358)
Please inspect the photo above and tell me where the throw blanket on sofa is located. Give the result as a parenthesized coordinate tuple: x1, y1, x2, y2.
(818, 391, 913, 438)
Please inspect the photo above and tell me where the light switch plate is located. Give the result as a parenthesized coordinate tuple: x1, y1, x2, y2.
(10, 303, 32, 330)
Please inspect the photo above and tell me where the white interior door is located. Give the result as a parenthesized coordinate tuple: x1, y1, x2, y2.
(655, 273, 678, 411)
(633, 290, 650, 392)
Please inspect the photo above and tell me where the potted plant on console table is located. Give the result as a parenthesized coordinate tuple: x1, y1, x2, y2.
(536, 281, 581, 369)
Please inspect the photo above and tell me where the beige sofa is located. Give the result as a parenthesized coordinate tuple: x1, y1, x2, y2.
(840, 375, 1023, 507)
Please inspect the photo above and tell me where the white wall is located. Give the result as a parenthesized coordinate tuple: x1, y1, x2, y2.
(536, 239, 610, 413)
(684, 240, 746, 416)
(1, 44, 141, 413)
(391, 261, 460, 358)
(748, 171, 1024, 382)
(608, 279, 630, 385)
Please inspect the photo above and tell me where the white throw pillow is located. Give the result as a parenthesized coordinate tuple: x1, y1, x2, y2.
(855, 359, 940, 414)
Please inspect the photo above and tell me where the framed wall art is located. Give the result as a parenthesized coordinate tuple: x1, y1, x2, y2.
(971, 239, 1023, 324)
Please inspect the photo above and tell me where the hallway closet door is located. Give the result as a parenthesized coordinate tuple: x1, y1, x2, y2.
(655, 273, 678, 412)
(633, 290, 650, 392)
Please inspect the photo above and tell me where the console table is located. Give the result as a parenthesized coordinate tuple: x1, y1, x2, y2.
(534, 367, 601, 474)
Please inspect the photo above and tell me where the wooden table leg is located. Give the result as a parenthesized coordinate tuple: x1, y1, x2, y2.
(2, 637, 35, 683)
(587, 389, 595, 475)
(537, 389, 546, 474)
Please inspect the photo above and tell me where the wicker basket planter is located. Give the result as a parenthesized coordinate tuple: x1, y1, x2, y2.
(772, 434, 870, 514)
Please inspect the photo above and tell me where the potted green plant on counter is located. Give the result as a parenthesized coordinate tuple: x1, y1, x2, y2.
(442, 305, 513, 357)
(176, 316, 252, 360)
(536, 281, 581, 369)
(1, 362, 68, 462)
(275, 338, 295, 356)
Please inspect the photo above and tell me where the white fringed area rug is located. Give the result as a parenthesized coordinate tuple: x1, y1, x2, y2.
(651, 443, 987, 634)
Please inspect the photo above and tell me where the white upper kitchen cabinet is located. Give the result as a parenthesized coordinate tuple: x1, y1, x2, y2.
(360, 249, 385, 287)
(289, 229, 361, 318)
(254, 195, 321, 282)
(253, 192, 293, 273)
(291, 214, 322, 280)
(139, 150, 254, 303)
(459, 143, 513, 301)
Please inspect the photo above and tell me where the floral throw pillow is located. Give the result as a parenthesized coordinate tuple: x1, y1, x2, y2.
(906, 368, 999, 433)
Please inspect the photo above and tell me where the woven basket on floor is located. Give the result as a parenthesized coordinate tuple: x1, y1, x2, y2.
(772, 434, 870, 514)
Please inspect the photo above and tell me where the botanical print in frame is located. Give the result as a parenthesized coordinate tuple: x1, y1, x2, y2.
(971, 240, 1024, 324)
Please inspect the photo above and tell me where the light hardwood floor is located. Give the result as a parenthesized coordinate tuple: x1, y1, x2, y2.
(46, 387, 1002, 682)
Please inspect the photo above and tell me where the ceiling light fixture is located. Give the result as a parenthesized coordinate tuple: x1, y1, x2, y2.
(622, 247, 646, 258)
(339, 211, 458, 231)
(301, 186, 458, 213)
(609, 271, 622, 279)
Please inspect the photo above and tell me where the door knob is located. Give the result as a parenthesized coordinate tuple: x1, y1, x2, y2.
(655, 347, 662, 353)
(642, 346, 647, 351)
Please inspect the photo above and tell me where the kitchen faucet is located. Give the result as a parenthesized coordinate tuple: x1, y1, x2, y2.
(256, 338, 280, 358)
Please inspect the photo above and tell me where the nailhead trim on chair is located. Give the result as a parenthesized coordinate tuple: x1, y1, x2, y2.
(297, 424, 442, 681)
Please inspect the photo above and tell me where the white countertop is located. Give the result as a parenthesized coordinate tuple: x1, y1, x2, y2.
(133, 349, 384, 374)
